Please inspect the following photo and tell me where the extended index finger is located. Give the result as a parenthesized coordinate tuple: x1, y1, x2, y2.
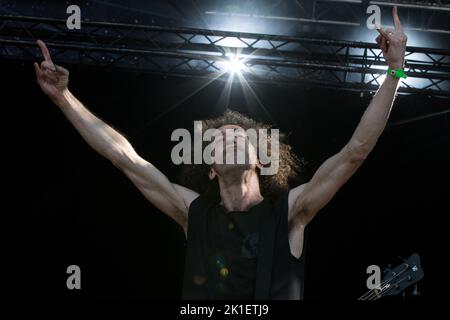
(392, 6, 403, 31)
(37, 40, 52, 62)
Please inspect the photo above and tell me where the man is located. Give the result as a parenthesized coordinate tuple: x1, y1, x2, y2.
(34, 7, 407, 299)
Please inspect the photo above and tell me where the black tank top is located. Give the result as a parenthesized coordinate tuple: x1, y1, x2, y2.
(182, 192, 306, 300)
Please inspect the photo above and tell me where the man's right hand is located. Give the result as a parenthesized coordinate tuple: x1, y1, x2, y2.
(32, 42, 197, 233)
(34, 40, 69, 102)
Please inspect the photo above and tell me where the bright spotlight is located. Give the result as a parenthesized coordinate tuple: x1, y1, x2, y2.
(225, 56, 245, 74)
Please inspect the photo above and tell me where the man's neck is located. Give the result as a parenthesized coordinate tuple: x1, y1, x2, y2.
(218, 169, 263, 212)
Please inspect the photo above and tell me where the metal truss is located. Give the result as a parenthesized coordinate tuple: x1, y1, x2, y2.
(1, 15, 449, 97)
(204, 0, 450, 34)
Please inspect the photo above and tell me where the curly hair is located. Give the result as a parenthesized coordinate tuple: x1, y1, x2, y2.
(179, 110, 305, 202)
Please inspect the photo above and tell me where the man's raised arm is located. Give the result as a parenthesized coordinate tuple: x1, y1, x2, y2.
(34, 40, 198, 233)
(289, 6, 407, 226)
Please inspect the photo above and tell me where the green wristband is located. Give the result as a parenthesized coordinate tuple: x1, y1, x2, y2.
(387, 67, 407, 79)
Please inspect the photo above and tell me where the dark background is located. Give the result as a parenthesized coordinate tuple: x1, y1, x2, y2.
(2, 58, 449, 299)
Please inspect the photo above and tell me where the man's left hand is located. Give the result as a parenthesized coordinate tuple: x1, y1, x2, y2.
(375, 6, 408, 70)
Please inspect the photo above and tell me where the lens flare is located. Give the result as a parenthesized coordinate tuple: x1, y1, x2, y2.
(225, 55, 245, 74)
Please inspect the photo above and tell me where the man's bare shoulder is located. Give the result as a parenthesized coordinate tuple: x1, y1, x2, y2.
(172, 183, 200, 211)
(287, 184, 308, 221)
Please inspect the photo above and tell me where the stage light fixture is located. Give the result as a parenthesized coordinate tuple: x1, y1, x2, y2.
(225, 55, 246, 74)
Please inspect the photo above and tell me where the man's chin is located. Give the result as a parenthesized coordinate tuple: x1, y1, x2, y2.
(213, 163, 255, 175)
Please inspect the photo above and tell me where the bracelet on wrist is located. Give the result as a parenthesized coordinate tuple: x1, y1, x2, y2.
(387, 67, 407, 79)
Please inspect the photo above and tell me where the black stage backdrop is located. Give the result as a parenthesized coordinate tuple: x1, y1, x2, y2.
(2, 59, 449, 299)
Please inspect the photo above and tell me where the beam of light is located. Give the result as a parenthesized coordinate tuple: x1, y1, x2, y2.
(221, 50, 274, 122)
(131, 70, 227, 136)
(237, 70, 275, 124)
(211, 72, 234, 114)
(224, 54, 246, 75)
